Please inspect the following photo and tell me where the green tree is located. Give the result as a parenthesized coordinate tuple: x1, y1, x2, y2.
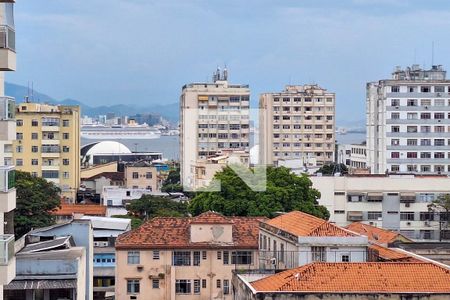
(316, 163, 348, 175)
(428, 193, 450, 241)
(127, 195, 188, 220)
(161, 166, 182, 192)
(14, 171, 61, 238)
(189, 166, 329, 219)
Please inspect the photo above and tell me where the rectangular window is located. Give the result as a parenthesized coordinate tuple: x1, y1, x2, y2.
(216, 279, 221, 289)
(421, 86, 430, 93)
(145, 172, 152, 179)
(223, 279, 230, 295)
(400, 212, 415, 221)
(32, 146, 39, 153)
(175, 280, 191, 294)
(223, 251, 229, 265)
(391, 126, 400, 133)
(172, 251, 191, 266)
(406, 152, 417, 158)
(435, 139, 445, 146)
(31, 119, 38, 126)
(217, 251, 221, 260)
(407, 139, 417, 146)
(193, 251, 200, 266)
(434, 113, 445, 119)
(132, 172, 139, 179)
(202, 279, 207, 288)
(367, 211, 382, 220)
(62, 119, 69, 127)
(420, 113, 431, 119)
(152, 279, 159, 289)
(311, 246, 326, 262)
(193, 279, 200, 294)
(31, 159, 38, 166)
(62, 133, 69, 139)
(202, 251, 207, 260)
(16, 159, 23, 166)
(31, 132, 38, 139)
(127, 279, 140, 294)
(407, 99, 417, 106)
(231, 251, 252, 265)
(421, 139, 431, 146)
(63, 159, 69, 165)
(391, 152, 400, 159)
(127, 251, 140, 264)
(391, 86, 400, 93)
(341, 255, 350, 262)
(153, 250, 160, 260)
(407, 126, 417, 133)
(391, 112, 400, 119)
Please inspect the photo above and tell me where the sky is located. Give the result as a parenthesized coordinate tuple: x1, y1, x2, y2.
(8, 0, 450, 123)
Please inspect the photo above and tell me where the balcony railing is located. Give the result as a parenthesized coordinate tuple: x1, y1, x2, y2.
(0, 25, 15, 52)
(0, 96, 14, 120)
(0, 166, 14, 192)
(0, 234, 14, 265)
(41, 145, 61, 153)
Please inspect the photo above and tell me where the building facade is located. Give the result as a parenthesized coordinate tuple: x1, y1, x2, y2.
(310, 174, 450, 240)
(337, 143, 368, 172)
(259, 85, 335, 168)
(367, 64, 450, 174)
(180, 68, 250, 190)
(13, 103, 80, 201)
(0, 2, 16, 299)
(115, 212, 263, 300)
(124, 161, 160, 192)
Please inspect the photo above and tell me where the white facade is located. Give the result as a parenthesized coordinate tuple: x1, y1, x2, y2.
(367, 64, 450, 174)
(101, 186, 152, 206)
(180, 69, 250, 190)
(259, 85, 335, 167)
(337, 143, 367, 171)
(310, 174, 450, 240)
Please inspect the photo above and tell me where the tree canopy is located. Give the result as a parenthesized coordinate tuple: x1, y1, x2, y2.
(188, 166, 329, 219)
(127, 195, 188, 220)
(14, 171, 61, 238)
(161, 166, 182, 193)
(316, 163, 348, 175)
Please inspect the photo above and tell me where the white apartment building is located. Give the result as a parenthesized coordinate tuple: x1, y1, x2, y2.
(0, 2, 16, 298)
(337, 143, 368, 171)
(180, 68, 250, 190)
(367, 64, 450, 174)
(310, 174, 450, 241)
(259, 85, 335, 168)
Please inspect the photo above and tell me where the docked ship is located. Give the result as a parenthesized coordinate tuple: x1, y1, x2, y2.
(81, 124, 161, 140)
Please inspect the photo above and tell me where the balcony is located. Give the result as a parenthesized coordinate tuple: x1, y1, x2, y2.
(0, 234, 15, 285)
(0, 166, 15, 212)
(0, 25, 15, 71)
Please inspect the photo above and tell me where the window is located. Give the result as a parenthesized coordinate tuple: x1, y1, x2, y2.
(391, 139, 399, 146)
(63, 146, 70, 152)
(421, 139, 431, 146)
(407, 126, 417, 133)
(435, 98, 445, 106)
(16, 119, 23, 126)
(435, 139, 445, 146)
(42, 170, 59, 179)
(173, 251, 191, 266)
(63, 159, 69, 165)
(231, 251, 252, 265)
(132, 172, 138, 179)
(193, 251, 200, 266)
(407, 113, 417, 119)
(367, 211, 382, 220)
(434, 152, 445, 158)
(391, 86, 400, 93)
(420, 152, 431, 159)
(31, 159, 38, 166)
(202, 279, 207, 288)
(193, 279, 200, 294)
(31, 133, 38, 139)
(400, 212, 415, 221)
(16, 132, 23, 140)
(420, 212, 435, 221)
(420, 113, 431, 119)
(407, 139, 417, 146)
(223, 279, 230, 295)
(341, 255, 350, 262)
(223, 251, 229, 265)
(391, 165, 400, 172)
(63, 133, 69, 139)
(202, 251, 207, 260)
(152, 279, 159, 289)
(421, 99, 431, 106)
(16, 145, 22, 153)
(334, 210, 345, 214)
(391, 152, 400, 158)
(145, 172, 152, 179)
(311, 246, 326, 262)
(31, 146, 39, 153)
(406, 152, 417, 158)
(175, 280, 191, 294)
(153, 250, 160, 260)
(216, 279, 221, 288)
(217, 251, 221, 260)
(31, 119, 38, 126)
(435, 86, 445, 93)
(62, 119, 69, 127)
(391, 126, 400, 133)
(391, 112, 400, 119)
(16, 159, 23, 166)
(63, 172, 69, 179)
(127, 279, 140, 294)
(127, 251, 140, 264)
(407, 99, 417, 106)
(434, 113, 445, 119)
(421, 165, 431, 172)
(421, 86, 430, 93)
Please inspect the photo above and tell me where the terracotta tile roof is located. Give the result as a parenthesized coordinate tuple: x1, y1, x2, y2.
(369, 244, 420, 262)
(51, 204, 106, 216)
(82, 172, 124, 182)
(251, 262, 450, 293)
(346, 222, 412, 244)
(116, 211, 267, 249)
(263, 211, 355, 237)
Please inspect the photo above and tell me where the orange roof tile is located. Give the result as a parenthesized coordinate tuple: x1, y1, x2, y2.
(346, 222, 412, 244)
(369, 244, 420, 262)
(263, 211, 355, 237)
(116, 211, 267, 249)
(251, 262, 450, 293)
(51, 204, 106, 216)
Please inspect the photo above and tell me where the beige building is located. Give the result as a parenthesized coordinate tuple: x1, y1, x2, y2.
(259, 85, 335, 168)
(14, 103, 80, 201)
(180, 68, 250, 190)
(124, 161, 160, 192)
(0, 2, 16, 299)
(115, 211, 264, 300)
(310, 174, 450, 240)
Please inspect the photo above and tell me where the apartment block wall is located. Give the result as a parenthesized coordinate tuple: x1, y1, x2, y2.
(125, 165, 159, 192)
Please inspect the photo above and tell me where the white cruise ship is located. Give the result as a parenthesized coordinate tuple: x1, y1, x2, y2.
(81, 124, 161, 140)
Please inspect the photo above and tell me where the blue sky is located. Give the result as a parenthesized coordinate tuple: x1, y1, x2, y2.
(8, 0, 450, 123)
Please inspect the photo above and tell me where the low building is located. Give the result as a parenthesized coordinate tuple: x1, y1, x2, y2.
(5, 235, 86, 300)
(346, 222, 412, 246)
(52, 203, 106, 223)
(233, 262, 450, 300)
(101, 186, 152, 207)
(390, 241, 450, 267)
(80, 216, 131, 300)
(310, 174, 450, 240)
(124, 161, 160, 192)
(115, 211, 265, 300)
(337, 143, 368, 173)
(258, 211, 368, 269)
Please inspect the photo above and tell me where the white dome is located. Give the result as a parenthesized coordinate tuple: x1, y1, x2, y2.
(85, 141, 132, 156)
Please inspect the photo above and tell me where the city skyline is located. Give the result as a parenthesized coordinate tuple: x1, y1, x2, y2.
(8, 0, 450, 123)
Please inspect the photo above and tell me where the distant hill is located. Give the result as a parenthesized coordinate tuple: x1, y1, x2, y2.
(5, 82, 179, 122)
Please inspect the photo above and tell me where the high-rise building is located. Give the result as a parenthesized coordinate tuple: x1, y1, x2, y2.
(259, 85, 335, 168)
(367, 65, 450, 174)
(180, 68, 250, 190)
(13, 103, 80, 201)
(0, 1, 16, 297)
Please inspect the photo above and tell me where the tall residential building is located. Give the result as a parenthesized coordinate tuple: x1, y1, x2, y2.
(367, 64, 450, 174)
(13, 103, 80, 201)
(259, 85, 335, 169)
(0, 1, 16, 298)
(180, 68, 250, 190)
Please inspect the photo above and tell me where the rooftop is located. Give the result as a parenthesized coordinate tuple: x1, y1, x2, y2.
(116, 211, 266, 249)
(346, 222, 412, 245)
(250, 262, 450, 293)
(51, 204, 106, 217)
(368, 244, 419, 262)
(82, 171, 124, 182)
(263, 211, 355, 237)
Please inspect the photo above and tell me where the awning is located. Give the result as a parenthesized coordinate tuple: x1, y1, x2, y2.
(4, 279, 77, 290)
